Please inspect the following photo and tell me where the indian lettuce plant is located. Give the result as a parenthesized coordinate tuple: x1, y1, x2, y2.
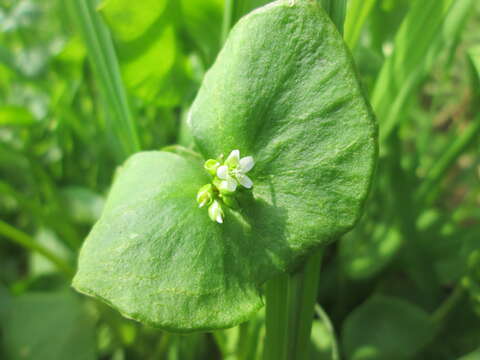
(72, 0, 377, 356)
(2, 0, 480, 359)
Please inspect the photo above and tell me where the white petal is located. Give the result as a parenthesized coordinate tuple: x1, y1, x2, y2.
(227, 176, 237, 191)
(239, 156, 254, 173)
(217, 165, 228, 180)
(216, 214, 223, 224)
(225, 149, 240, 167)
(237, 174, 253, 189)
(221, 176, 237, 192)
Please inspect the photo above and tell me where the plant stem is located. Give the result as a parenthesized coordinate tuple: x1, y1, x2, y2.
(69, 0, 140, 159)
(431, 283, 464, 326)
(264, 249, 324, 360)
(237, 321, 250, 360)
(264, 274, 288, 360)
(0, 220, 74, 278)
(315, 304, 340, 360)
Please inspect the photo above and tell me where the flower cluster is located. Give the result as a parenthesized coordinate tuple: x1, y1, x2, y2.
(196, 150, 255, 223)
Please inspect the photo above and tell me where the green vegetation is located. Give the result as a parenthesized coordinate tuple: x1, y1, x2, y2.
(1, 0, 480, 359)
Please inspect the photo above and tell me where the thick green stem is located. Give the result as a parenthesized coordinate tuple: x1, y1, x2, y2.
(69, 0, 140, 159)
(237, 321, 251, 360)
(0, 220, 74, 278)
(264, 249, 324, 360)
(264, 272, 289, 360)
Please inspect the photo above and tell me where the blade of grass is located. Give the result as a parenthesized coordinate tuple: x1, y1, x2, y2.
(416, 44, 480, 205)
(343, 0, 475, 287)
(416, 115, 480, 205)
(386, 5, 477, 297)
(469, 45, 480, 82)
(68, 0, 140, 159)
(0, 181, 81, 249)
(0, 220, 74, 278)
(371, 0, 455, 144)
(344, 0, 377, 49)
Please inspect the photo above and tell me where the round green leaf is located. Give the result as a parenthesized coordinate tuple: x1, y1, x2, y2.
(73, 152, 264, 331)
(340, 222, 402, 280)
(342, 296, 433, 360)
(74, 0, 377, 332)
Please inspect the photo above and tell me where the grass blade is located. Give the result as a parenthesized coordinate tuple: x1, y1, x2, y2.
(0, 220, 74, 278)
(344, 0, 377, 49)
(416, 44, 480, 204)
(371, 0, 455, 144)
(69, 0, 140, 158)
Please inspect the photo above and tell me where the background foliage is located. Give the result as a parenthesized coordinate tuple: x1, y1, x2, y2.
(1, 0, 480, 359)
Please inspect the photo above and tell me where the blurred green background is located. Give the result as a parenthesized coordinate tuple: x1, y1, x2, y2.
(1, 0, 480, 359)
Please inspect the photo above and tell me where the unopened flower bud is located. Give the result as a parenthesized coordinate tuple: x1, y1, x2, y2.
(208, 200, 224, 224)
(196, 184, 214, 208)
(204, 159, 220, 176)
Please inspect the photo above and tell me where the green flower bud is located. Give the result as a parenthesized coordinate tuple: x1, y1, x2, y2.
(196, 184, 214, 208)
(204, 159, 220, 176)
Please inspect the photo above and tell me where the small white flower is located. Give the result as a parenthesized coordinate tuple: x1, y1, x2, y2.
(216, 150, 254, 192)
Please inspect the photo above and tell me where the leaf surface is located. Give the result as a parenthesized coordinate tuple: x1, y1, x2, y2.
(74, 151, 264, 331)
